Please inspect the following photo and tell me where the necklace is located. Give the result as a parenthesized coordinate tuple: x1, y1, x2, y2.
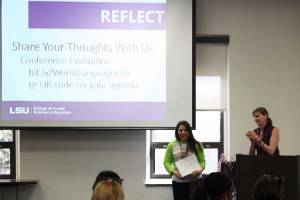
(179, 143, 188, 159)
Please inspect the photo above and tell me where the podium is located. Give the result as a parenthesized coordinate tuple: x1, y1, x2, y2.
(235, 154, 300, 200)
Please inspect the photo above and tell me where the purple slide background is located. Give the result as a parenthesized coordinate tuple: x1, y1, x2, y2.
(28, 1, 166, 30)
(2, 101, 165, 121)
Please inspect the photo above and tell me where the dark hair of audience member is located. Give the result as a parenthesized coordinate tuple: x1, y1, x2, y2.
(193, 172, 233, 200)
(253, 174, 284, 200)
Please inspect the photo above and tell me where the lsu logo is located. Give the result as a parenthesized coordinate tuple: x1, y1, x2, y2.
(9, 107, 30, 114)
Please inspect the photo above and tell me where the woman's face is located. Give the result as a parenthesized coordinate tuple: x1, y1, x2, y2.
(178, 124, 189, 141)
(253, 112, 267, 127)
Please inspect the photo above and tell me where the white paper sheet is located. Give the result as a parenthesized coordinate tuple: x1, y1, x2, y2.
(175, 154, 201, 177)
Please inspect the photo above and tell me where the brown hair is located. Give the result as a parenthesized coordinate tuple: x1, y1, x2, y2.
(252, 107, 269, 118)
(252, 107, 273, 133)
(175, 120, 203, 153)
(91, 180, 124, 200)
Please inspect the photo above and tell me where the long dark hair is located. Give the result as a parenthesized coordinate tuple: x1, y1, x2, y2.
(175, 120, 202, 153)
(253, 174, 285, 200)
(252, 107, 273, 135)
(193, 172, 232, 200)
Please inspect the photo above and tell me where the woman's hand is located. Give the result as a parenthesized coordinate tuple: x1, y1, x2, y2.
(192, 168, 203, 177)
(173, 170, 182, 179)
(246, 131, 260, 143)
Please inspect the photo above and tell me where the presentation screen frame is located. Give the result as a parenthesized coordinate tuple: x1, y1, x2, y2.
(0, 0, 196, 129)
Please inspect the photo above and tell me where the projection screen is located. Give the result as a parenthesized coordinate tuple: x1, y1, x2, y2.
(0, 0, 194, 128)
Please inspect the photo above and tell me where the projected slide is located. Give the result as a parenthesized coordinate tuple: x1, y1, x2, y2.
(2, 0, 166, 122)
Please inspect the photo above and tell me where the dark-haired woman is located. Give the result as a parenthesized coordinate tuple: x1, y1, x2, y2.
(164, 120, 206, 200)
(246, 107, 280, 156)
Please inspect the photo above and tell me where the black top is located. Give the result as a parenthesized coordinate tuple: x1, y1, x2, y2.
(254, 126, 280, 156)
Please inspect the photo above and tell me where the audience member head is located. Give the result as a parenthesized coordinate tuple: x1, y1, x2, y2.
(92, 170, 123, 191)
(91, 180, 124, 200)
(194, 172, 233, 200)
(253, 174, 284, 200)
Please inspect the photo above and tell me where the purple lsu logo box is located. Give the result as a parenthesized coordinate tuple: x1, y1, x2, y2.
(2, 102, 165, 120)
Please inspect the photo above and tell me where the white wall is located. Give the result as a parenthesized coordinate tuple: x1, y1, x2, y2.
(19, 130, 172, 200)
(197, 0, 300, 156)
(1, 1, 300, 200)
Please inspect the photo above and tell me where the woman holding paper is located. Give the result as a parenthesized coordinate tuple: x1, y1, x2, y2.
(164, 120, 206, 200)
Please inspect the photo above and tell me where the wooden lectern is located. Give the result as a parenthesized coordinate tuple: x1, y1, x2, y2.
(235, 154, 300, 200)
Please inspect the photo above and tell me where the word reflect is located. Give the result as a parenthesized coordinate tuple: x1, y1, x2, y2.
(100, 9, 164, 24)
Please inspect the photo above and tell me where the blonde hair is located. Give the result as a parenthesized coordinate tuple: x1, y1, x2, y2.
(91, 180, 124, 200)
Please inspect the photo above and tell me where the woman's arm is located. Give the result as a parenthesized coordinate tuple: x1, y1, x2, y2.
(246, 131, 256, 155)
(249, 141, 256, 155)
(259, 127, 280, 155)
(164, 141, 182, 178)
(163, 142, 175, 175)
(196, 144, 206, 170)
(192, 144, 206, 177)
